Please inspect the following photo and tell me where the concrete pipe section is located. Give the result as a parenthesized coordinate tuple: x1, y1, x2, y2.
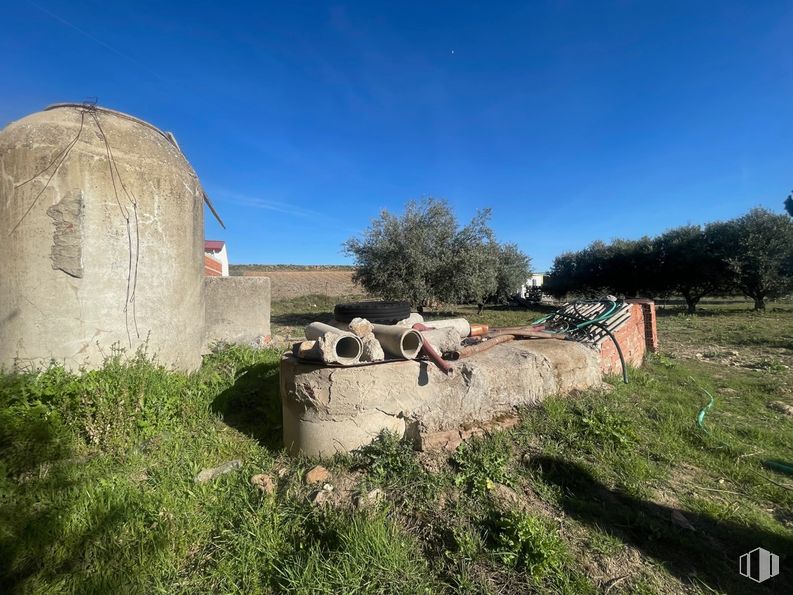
(281, 338, 604, 457)
(371, 324, 423, 359)
(424, 318, 471, 337)
(304, 322, 363, 365)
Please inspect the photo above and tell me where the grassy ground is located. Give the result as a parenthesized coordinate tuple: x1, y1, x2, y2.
(2, 298, 792, 593)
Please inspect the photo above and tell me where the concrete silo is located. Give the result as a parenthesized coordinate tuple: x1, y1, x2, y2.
(0, 104, 206, 370)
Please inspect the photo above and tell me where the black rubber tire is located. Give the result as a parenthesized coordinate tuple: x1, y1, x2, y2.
(334, 301, 411, 324)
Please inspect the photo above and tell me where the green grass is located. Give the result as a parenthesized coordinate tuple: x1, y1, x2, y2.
(2, 298, 793, 593)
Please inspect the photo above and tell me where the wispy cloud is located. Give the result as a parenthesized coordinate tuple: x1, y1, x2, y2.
(211, 188, 334, 222)
(29, 1, 164, 82)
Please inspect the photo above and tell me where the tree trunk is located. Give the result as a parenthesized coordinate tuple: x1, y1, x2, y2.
(754, 296, 766, 311)
(682, 292, 699, 314)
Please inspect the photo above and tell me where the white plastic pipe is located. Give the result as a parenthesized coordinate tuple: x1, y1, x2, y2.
(371, 324, 423, 359)
(304, 322, 363, 365)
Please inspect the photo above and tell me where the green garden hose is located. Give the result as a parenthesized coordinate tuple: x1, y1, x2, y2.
(695, 386, 715, 430)
(692, 380, 793, 479)
(763, 460, 793, 477)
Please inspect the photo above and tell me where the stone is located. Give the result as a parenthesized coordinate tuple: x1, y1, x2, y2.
(361, 333, 385, 362)
(250, 473, 275, 494)
(768, 401, 793, 418)
(348, 317, 374, 338)
(355, 488, 385, 509)
(489, 483, 530, 515)
(310, 483, 334, 506)
(304, 465, 331, 485)
(195, 460, 242, 483)
(396, 313, 424, 327)
(420, 327, 462, 354)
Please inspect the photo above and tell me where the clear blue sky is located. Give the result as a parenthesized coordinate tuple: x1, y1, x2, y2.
(2, 1, 792, 271)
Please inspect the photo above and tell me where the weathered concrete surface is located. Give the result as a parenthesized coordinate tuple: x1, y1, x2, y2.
(0, 105, 205, 371)
(204, 276, 271, 348)
(281, 339, 601, 457)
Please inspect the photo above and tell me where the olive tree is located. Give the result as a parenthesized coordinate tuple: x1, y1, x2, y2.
(344, 198, 531, 310)
(653, 225, 731, 313)
(436, 209, 500, 306)
(492, 242, 532, 303)
(709, 208, 793, 310)
(545, 238, 656, 299)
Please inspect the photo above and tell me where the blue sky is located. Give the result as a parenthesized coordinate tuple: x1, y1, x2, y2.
(2, 1, 792, 270)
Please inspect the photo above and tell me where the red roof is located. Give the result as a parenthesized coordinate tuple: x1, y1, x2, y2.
(205, 240, 225, 252)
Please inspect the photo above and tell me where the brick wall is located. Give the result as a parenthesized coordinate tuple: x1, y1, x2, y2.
(204, 254, 223, 276)
(241, 270, 367, 300)
(599, 300, 658, 375)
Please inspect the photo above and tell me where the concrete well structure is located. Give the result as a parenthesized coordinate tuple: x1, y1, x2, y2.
(0, 104, 271, 371)
(281, 301, 658, 457)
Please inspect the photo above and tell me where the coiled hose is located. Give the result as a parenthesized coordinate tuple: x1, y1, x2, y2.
(534, 300, 629, 384)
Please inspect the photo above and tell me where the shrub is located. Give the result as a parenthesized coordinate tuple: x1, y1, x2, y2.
(493, 511, 568, 578)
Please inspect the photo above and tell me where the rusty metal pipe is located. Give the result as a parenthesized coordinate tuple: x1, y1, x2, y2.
(452, 334, 516, 359)
(412, 323, 454, 374)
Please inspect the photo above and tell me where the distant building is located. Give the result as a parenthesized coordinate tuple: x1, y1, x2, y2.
(527, 273, 544, 288)
(519, 273, 545, 300)
(204, 240, 229, 277)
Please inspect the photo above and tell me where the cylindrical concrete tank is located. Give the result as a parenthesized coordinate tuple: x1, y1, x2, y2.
(0, 104, 205, 371)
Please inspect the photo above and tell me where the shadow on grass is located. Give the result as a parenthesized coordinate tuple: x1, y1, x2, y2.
(270, 310, 335, 331)
(0, 430, 164, 591)
(211, 360, 283, 450)
(529, 456, 791, 594)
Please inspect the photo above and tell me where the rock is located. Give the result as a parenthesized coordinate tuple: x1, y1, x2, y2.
(396, 313, 424, 327)
(489, 482, 530, 514)
(355, 488, 385, 509)
(420, 327, 462, 354)
(768, 401, 793, 418)
(304, 465, 331, 485)
(293, 340, 321, 360)
(310, 482, 334, 506)
(670, 509, 695, 531)
(348, 317, 374, 338)
(250, 473, 275, 494)
(361, 333, 385, 362)
(195, 460, 242, 484)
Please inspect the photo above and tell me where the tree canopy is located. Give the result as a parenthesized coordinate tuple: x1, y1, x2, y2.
(344, 199, 532, 309)
(545, 207, 793, 312)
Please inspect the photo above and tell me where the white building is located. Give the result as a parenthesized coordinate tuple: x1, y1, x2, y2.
(519, 273, 545, 299)
(204, 240, 229, 277)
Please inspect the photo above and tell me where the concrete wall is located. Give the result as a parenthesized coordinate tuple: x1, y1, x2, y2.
(281, 339, 602, 457)
(242, 269, 366, 300)
(281, 300, 660, 457)
(0, 105, 205, 371)
(204, 276, 271, 348)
